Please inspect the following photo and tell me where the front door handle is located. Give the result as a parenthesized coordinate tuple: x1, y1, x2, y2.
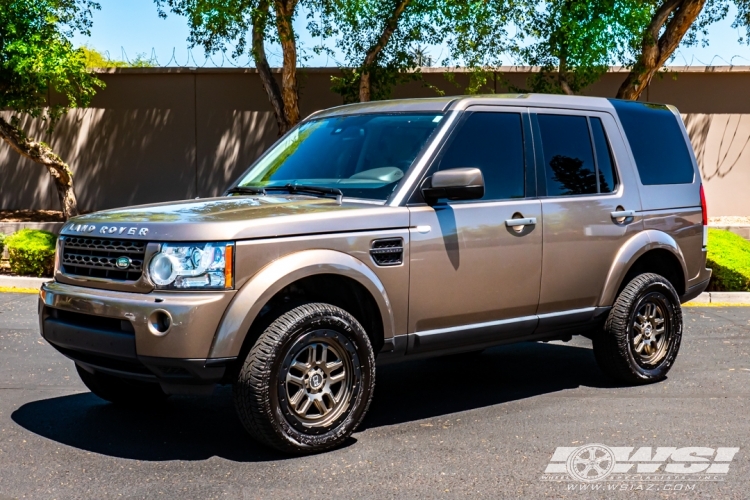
(505, 217, 537, 227)
(610, 210, 635, 219)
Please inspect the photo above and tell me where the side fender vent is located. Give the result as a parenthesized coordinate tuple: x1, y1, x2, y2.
(370, 238, 404, 266)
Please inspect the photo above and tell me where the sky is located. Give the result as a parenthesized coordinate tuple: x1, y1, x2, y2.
(72, 0, 750, 68)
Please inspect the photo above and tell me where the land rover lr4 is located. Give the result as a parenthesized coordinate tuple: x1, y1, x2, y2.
(39, 95, 711, 453)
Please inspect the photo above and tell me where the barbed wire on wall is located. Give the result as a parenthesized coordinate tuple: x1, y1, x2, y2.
(101, 46, 750, 69)
(101, 45, 306, 69)
(100, 47, 256, 68)
(672, 49, 750, 67)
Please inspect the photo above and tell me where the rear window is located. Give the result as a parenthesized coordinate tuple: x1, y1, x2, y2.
(609, 100, 695, 185)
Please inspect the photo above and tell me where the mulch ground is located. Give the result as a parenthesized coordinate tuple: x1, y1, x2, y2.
(0, 210, 65, 222)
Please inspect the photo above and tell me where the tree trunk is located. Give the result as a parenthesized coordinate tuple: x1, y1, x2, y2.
(274, 0, 300, 127)
(558, 52, 575, 95)
(617, 0, 706, 100)
(0, 117, 79, 220)
(252, 0, 289, 135)
(359, 0, 412, 102)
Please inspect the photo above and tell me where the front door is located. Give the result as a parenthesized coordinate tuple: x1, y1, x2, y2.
(407, 108, 543, 354)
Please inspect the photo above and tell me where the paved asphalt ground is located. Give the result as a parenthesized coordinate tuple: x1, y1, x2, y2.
(0, 292, 748, 499)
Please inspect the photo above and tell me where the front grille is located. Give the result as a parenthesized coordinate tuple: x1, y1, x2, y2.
(60, 236, 146, 281)
(47, 307, 135, 334)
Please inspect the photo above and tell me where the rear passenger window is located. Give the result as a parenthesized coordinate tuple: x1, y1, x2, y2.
(590, 117, 618, 193)
(437, 112, 525, 200)
(537, 115, 597, 196)
(609, 100, 695, 185)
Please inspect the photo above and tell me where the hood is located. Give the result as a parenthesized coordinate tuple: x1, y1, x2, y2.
(61, 195, 410, 241)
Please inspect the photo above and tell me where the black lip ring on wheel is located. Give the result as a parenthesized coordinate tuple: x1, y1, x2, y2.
(276, 329, 362, 436)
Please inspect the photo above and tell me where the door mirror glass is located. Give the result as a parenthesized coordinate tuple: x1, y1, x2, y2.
(421, 168, 485, 204)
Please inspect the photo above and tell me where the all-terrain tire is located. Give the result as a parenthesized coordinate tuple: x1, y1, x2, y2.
(233, 303, 376, 454)
(593, 273, 683, 385)
(76, 364, 168, 405)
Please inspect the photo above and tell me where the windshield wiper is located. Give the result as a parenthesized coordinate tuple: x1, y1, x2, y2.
(226, 184, 344, 204)
(225, 186, 267, 196)
(265, 184, 344, 205)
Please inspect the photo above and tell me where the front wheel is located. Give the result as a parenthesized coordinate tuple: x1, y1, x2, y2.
(593, 273, 683, 384)
(233, 303, 376, 454)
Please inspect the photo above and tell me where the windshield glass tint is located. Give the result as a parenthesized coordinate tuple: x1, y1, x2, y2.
(235, 113, 445, 200)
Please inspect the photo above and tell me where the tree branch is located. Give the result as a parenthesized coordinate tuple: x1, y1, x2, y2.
(359, 0, 412, 102)
(274, 0, 300, 126)
(558, 52, 575, 95)
(617, 0, 706, 100)
(0, 117, 79, 219)
(252, 0, 288, 135)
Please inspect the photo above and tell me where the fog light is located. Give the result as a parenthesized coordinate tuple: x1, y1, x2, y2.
(147, 309, 172, 336)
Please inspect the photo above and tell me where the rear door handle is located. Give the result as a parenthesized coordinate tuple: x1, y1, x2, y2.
(610, 210, 635, 219)
(505, 217, 537, 227)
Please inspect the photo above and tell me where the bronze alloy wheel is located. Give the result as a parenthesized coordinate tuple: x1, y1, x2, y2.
(630, 293, 671, 367)
(278, 330, 359, 431)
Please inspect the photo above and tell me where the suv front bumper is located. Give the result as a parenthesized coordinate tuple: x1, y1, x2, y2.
(39, 281, 237, 394)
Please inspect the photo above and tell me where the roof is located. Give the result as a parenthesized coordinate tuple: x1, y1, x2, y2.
(312, 94, 619, 119)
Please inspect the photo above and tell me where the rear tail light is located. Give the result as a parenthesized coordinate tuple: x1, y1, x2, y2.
(700, 184, 708, 247)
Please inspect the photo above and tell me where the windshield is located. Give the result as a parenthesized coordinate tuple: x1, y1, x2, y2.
(234, 113, 445, 200)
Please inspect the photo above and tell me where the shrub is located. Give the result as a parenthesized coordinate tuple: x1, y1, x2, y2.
(5, 229, 57, 277)
(706, 228, 750, 292)
(0, 233, 6, 255)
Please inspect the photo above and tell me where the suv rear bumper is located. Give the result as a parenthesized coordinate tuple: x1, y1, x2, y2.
(680, 271, 712, 303)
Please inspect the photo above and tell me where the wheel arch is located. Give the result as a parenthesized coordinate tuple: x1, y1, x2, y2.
(599, 230, 688, 306)
(208, 249, 395, 360)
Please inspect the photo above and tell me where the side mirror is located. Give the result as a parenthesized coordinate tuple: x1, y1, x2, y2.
(421, 168, 485, 204)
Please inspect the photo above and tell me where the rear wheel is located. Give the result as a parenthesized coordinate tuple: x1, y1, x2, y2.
(76, 364, 168, 405)
(233, 303, 376, 454)
(593, 273, 683, 384)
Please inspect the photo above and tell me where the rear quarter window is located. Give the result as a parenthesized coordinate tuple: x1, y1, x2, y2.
(609, 100, 695, 185)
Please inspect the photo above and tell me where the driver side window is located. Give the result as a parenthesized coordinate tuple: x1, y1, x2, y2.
(437, 112, 526, 200)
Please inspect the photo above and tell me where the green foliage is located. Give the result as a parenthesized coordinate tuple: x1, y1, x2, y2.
(509, 0, 651, 94)
(313, 0, 436, 100)
(0, 233, 6, 255)
(316, 0, 525, 100)
(81, 46, 128, 68)
(450, 0, 745, 96)
(81, 46, 155, 68)
(706, 228, 750, 292)
(330, 66, 424, 103)
(154, 0, 267, 59)
(0, 0, 104, 125)
(4, 229, 57, 277)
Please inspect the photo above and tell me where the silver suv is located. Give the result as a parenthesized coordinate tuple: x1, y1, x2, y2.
(39, 94, 711, 453)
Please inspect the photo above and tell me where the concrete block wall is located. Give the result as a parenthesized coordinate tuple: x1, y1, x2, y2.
(2, 66, 750, 215)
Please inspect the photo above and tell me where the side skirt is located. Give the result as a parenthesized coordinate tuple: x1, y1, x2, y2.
(376, 307, 611, 364)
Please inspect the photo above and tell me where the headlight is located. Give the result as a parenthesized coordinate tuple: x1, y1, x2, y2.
(148, 242, 234, 289)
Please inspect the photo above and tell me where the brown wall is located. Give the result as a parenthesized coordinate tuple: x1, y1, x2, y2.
(2, 67, 750, 215)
